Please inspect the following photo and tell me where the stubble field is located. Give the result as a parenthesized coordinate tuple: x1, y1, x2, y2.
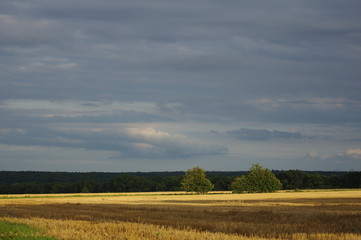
(0, 190, 361, 240)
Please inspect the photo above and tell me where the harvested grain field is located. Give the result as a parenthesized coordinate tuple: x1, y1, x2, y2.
(1, 190, 361, 240)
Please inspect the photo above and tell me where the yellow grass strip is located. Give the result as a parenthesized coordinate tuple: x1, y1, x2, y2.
(1, 190, 361, 206)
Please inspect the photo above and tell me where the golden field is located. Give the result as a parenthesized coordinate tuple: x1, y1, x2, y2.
(1, 190, 361, 240)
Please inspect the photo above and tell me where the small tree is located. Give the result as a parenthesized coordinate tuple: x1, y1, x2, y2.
(231, 163, 282, 193)
(181, 166, 214, 194)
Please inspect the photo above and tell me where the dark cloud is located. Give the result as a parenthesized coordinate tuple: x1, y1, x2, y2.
(0, 125, 228, 159)
(1, 0, 361, 170)
(2, 0, 361, 105)
(228, 128, 308, 141)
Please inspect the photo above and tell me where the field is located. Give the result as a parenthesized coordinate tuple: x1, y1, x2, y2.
(0, 190, 361, 240)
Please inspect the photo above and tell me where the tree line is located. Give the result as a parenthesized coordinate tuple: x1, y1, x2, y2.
(0, 168, 360, 194)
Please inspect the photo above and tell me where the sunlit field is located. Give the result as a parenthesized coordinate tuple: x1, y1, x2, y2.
(1, 190, 361, 240)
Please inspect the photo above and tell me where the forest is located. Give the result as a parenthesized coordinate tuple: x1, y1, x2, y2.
(0, 170, 360, 194)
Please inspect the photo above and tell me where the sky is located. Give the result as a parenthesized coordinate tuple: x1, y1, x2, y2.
(1, 0, 361, 172)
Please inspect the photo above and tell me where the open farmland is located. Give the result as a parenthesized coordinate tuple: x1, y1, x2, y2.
(1, 190, 361, 240)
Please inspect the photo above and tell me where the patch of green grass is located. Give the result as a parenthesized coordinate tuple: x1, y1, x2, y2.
(0, 221, 56, 240)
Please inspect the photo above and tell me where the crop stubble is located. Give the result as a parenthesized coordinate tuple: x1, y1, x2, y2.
(0, 190, 361, 240)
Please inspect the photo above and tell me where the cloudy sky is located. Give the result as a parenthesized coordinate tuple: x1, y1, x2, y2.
(1, 0, 361, 172)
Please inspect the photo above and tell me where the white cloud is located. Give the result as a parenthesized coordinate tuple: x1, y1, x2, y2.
(307, 151, 329, 159)
(345, 148, 361, 160)
(123, 127, 228, 158)
(308, 151, 318, 158)
(305, 148, 361, 163)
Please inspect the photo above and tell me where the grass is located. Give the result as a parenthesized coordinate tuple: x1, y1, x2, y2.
(0, 221, 56, 240)
(1, 190, 361, 239)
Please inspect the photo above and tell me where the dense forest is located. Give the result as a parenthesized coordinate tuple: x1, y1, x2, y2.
(0, 170, 360, 194)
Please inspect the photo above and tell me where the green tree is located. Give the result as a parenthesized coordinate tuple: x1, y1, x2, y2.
(304, 173, 327, 189)
(80, 186, 90, 193)
(181, 166, 214, 194)
(231, 163, 282, 193)
(276, 170, 308, 189)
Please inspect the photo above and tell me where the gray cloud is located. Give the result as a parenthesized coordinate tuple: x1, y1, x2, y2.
(0, 126, 228, 159)
(228, 128, 308, 141)
(1, 0, 361, 171)
(2, 0, 361, 106)
(0, 99, 228, 158)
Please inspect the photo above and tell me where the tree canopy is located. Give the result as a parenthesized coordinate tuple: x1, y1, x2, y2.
(231, 164, 282, 193)
(180, 166, 214, 194)
(0, 169, 360, 194)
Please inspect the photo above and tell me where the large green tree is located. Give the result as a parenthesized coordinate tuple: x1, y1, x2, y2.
(231, 163, 282, 193)
(181, 166, 214, 194)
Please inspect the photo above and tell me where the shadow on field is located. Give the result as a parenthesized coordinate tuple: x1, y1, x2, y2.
(162, 197, 361, 205)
